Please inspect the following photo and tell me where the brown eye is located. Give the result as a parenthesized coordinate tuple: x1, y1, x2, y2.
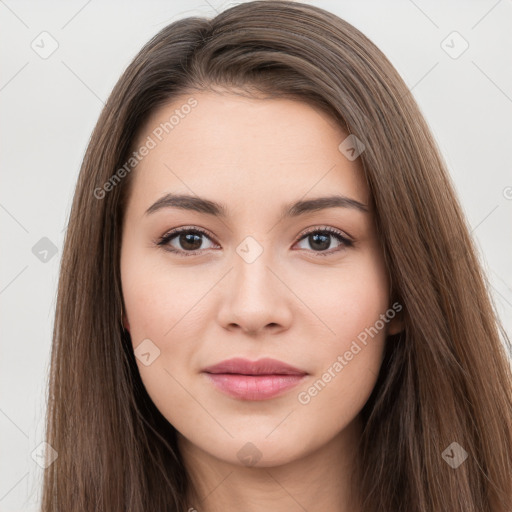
(157, 227, 218, 256)
(294, 227, 353, 256)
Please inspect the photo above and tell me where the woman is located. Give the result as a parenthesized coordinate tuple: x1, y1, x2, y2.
(41, 1, 512, 511)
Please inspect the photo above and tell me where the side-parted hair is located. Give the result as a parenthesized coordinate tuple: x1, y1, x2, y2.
(42, 1, 512, 511)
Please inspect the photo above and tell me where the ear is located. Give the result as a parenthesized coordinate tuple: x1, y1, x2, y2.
(387, 311, 404, 336)
(122, 313, 130, 332)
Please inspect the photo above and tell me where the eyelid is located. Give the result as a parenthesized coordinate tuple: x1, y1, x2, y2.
(156, 225, 219, 252)
(293, 225, 353, 256)
(160, 225, 214, 240)
(298, 225, 353, 243)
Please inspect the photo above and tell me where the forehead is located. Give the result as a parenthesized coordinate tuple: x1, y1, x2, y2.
(127, 90, 369, 215)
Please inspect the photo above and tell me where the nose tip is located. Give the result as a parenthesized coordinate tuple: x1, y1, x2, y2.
(216, 249, 293, 335)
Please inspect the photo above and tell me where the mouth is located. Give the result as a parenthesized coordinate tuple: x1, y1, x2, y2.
(202, 357, 308, 400)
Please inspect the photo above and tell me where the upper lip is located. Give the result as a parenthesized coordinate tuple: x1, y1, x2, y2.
(202, 357, 307, 376)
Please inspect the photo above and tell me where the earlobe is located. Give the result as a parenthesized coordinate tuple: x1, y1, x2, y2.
(387, 314, 404, 336)
(122, 313, 130, 332)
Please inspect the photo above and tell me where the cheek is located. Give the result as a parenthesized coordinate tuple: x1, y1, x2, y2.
(121, 243, 211, 342)
(120, 247, 209, 425)
(302, 251, 390, 351)
(296, 251, 390, 406)
(120, 243, 218, 395)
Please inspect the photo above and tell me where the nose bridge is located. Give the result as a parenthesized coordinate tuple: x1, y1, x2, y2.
(232, 234, 277, 302)
(216, 233, 292, 333)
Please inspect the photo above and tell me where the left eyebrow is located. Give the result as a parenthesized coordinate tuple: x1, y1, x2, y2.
(285, 195, 369, 215)
(144, 193, 369, 217)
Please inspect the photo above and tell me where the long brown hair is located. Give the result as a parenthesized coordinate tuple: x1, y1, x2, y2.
(41, 1, 512, 511)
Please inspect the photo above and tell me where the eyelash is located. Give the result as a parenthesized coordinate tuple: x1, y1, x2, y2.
(156, 225, 354, 258)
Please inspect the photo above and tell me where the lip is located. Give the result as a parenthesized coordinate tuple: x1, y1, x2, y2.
(202, 357, 307, 376)
(202, 357, 308, 401)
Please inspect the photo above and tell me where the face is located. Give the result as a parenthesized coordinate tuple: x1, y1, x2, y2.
(120, 89, 402, 468)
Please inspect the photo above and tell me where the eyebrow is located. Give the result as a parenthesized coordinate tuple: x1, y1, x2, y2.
(144, 193, 369, 218)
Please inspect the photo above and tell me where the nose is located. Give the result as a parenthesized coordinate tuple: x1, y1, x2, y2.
(216, 245, 293, 336)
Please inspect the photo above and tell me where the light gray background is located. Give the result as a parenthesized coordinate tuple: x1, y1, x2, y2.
(1, 1, 511, 510)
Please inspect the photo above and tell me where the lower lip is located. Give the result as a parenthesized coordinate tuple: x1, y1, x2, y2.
(203, 373, 307, 400)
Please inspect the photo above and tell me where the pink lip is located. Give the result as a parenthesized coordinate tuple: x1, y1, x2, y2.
(203, 357, 307, 375)
(202, 357, 308, 401)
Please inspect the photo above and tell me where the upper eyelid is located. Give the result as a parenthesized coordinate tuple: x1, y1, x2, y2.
(161, 225, 216, 242)
(299, 225, 352, 240)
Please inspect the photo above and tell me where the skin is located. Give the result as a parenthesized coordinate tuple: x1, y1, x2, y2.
(120, 89, 403, 512)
